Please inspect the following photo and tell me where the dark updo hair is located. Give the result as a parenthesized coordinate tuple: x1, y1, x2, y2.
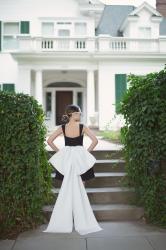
(61, 104, 81, 124)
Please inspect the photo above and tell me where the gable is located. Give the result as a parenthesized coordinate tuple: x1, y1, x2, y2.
(129, 1, 162, 17)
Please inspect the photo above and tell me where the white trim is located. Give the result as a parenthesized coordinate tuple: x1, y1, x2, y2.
(38, 17, 91, 21)
(119, 1, 163, 32)
(129, 1, 162, 17)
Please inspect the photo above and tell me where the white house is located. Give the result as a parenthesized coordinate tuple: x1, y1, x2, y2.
(0, 0, 166, 130)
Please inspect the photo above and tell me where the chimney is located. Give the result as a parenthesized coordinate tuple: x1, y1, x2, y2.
(156, 0, 166, 17)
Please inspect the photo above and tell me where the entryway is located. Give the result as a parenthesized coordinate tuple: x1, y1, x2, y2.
(56, 90, 73, 125)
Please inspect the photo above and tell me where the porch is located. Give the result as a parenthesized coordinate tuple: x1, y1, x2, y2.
(16, 68, 99, 129)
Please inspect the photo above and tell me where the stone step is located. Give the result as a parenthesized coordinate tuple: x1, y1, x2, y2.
(42, 204, 144, 222)
(92, 204, 144, 221)
(47, 149, 124, 160)
(51, 159, 126, 173)
(91, 150, 124, 160)
(94, 159, 126, 172)
(51, 186, 136, 204)
(52, 172, 127, 188)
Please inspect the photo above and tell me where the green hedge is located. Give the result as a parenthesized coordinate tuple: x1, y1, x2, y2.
(120, 65, 166, 227)
(0, 91, 52, 237)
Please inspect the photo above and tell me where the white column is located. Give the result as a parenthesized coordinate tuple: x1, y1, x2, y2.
(17, 67, 31, 95)
(87, 69, 95, 126)
(98, 65, 115, 130)
(35, 70, 43, 107)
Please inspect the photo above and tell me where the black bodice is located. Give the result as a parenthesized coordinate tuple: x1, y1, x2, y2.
(61, 123, 84, 146)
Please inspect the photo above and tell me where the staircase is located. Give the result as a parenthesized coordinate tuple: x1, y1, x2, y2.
(43, 149, 144, 221)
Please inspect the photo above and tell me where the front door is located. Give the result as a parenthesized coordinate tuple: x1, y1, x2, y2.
(56, 91, 73, 125)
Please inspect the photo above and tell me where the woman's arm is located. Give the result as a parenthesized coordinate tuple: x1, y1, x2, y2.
(83, 125, 98, 152)
(47, 126, 63, 152)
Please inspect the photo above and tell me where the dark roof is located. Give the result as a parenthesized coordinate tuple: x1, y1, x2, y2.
(96, 5, 166, 36)
(96, 5, 136, 37)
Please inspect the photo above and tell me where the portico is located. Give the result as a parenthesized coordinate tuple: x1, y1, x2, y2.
(16, 63, 98, 129)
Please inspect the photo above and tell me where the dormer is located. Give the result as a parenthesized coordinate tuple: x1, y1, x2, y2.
(78, 0, 104, 27)
(119, 1, 163, 38)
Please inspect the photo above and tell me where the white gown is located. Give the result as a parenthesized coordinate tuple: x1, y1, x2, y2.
(42, 145, 103, 235)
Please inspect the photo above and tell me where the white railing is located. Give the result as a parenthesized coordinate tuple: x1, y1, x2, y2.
(10, 35, 166, 53)
(41, 38, 87, 51)
(96, 36, 161, 52)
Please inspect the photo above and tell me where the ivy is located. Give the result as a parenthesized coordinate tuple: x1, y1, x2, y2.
(119, 65, 166, 227)
(0, 92, 52, 238)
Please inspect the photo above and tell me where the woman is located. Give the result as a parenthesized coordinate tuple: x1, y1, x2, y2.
(47, 104, 98, 186)
(43, 104, 103, 235)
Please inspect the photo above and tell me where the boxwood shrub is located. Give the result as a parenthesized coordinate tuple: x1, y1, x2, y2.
(0, 91, 52, 238)
(119, 65, 166, 227)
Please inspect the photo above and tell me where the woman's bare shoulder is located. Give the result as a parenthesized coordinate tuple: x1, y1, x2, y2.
(82, 124, 97, 138)
(81, 123, 89, 132)
(81, 123, 88, 127)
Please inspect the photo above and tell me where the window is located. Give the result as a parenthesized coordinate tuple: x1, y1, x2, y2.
(77, 92, 83, 112)
(42, 22, 54, 36)
(3, 22, 19, 50)
(139, 27, 151, 38)
(138, 27, 151, 50)
(3, 36, 19, 50)
(46, 92, 52, 118)
(74, 22, 87, 35)
(2, 21, 29, 50)
(58, 29, 70, 36)
(4, 22, 19, 35)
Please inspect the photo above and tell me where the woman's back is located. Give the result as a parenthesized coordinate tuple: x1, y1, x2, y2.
(62, 123, 84, 146)
(55, 122, 95, 181)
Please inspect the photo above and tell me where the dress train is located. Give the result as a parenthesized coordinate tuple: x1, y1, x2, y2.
(42, 146, 103, 235)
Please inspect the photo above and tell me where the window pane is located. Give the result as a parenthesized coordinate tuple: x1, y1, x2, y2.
(46, 92, 52, 110)
(3, 36, 19, 50)
(75, 23, 87, 35)
(58, 29, 70, 36)
(46, 92, 52, 118)
(4, 22, 19, 35)
(139, 27, 151, 38)
(77, 92, 83, 111)
(42, 23, 54, 36)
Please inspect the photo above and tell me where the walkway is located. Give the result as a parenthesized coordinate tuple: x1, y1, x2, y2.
(1, 221, 166, 250)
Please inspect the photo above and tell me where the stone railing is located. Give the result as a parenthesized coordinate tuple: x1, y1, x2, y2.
(8, 35, 166, 53)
